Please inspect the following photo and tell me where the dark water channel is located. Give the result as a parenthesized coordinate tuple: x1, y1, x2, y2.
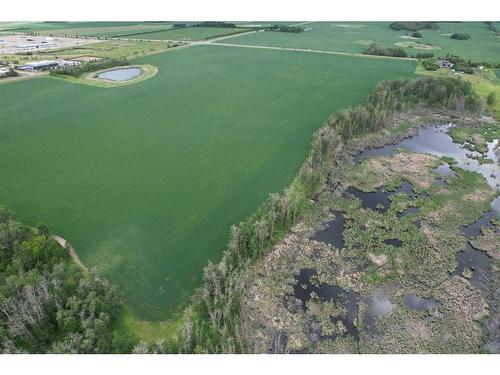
(291, 269, 359, 342)
(358, 124, 500, 190)
(345, 186, 391, 213)
(313, 211, 345, 249)
(384, 238, 403, 247)
(455, 202, 499, 294)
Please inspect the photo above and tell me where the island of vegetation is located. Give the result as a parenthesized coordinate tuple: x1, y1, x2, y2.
(266, 24, 305, 33)
(389, 22, 440, 32)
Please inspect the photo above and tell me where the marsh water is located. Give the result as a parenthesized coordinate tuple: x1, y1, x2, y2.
(96, 67, 141, 81)
(364, 289, 394, 335)
(345, 186, 391, 213)
(291, 268, 360, 342)
(355, 125, 500, 290)
(309, 123, 499, 348)
(403, 293, 440, 313)
(359, 124, 500, 190)
(313, 210, 345, 249)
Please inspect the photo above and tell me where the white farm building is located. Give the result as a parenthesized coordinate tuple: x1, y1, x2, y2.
(18, 60, 59, 71)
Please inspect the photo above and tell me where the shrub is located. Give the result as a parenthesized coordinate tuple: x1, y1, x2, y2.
(423, 60, 439, 71)
(487, 92, 496, 105)
(451, 33, 471, 40)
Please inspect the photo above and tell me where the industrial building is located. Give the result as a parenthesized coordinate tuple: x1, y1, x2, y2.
(16, 41, 57, 51)
(18, 60, 60, 71)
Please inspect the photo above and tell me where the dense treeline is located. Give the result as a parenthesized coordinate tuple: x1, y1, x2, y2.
(390, 22, 439, 32)
(181, 77, 484, 353)
(0, 209, 134, 353)
(266, 24, 304, 33)
(194, 22, 237, 28)
(50, 58, 129, 78)
(363, 43, 407, 58)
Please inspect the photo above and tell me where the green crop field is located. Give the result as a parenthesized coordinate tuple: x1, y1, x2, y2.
(224, 22, 500, 62)
(0, 45, 415, 320)
(129, 27, 247, 41)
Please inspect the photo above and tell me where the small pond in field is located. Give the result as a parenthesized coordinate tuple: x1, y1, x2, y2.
(96, 67, 142, 82)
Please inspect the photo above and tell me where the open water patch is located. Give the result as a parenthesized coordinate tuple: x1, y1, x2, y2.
(313, 210, 346, 249)
(96, 67, 142, 82)
(346, 186, 391, 213)
(290, 269, 359, 341)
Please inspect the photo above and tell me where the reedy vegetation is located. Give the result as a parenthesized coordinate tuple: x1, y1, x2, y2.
(182, 77, 484, 353)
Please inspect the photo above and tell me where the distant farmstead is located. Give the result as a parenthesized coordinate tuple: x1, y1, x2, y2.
(437, 60, 454, 69)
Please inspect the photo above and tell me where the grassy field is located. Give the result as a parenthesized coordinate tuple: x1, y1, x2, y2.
(0, 45, 415, 320)
(223, 22, 500, 62)
(127, 27, 247, 41)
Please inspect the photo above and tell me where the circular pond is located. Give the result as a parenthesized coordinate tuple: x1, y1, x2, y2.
(96, 67, 142, 82)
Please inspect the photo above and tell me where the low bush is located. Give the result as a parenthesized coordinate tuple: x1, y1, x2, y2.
(363, 43, 407, 58)
(451, 33, 471, 40)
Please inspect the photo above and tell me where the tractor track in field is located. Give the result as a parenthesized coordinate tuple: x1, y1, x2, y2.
(52, 234, 89, 272)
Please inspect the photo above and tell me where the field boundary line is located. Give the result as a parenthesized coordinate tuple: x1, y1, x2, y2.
(206, 42, 417, 61)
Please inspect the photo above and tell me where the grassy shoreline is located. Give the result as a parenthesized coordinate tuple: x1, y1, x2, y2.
(50, 64, 158, 88)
